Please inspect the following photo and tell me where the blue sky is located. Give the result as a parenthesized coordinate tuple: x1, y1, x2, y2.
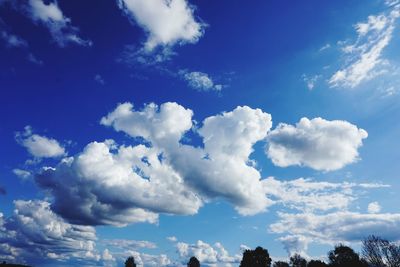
(1, 0, 400, 266)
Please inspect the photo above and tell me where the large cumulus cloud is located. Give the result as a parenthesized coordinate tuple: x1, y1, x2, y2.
(37, 102, 273, 226)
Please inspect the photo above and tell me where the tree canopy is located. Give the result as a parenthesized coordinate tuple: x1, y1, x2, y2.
(240, 246, 272, 267)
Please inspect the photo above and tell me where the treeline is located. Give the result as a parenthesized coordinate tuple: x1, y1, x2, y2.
(124, 235, 400, 267)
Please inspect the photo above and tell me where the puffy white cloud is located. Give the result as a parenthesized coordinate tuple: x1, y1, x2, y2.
(100, 102, 193, 146)
(22, 0, 92, 47)
(16, 126, 66, 158)
(329, 5, 400, 88)
(124, 251, 171, 267)
(36, 141, 190, 226)
(102, 249, 115, 261)
(181, 71, 223, 91)
(0, 200, 100, 264)
(367, 201, 381, 213)
(270, 211, 400, 254)
(36, 102, 274, 226)
(176, 240, 241, 265)
(117, 0, 205, 51)
(267, 117, 368, 171)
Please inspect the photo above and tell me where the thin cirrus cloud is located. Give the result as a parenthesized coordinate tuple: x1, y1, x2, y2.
(32, 101, 370, 228)
(117, 0, 205, 52)
(329, 3, 400, 88)
(266, 117, 368, 171)
(262, 177, 388, 213)
(270, 211, 400, 255)
(16, 126, 66, 158)
(19, 0, 92, 47)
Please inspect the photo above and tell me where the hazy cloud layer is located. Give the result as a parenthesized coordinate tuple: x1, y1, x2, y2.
(270, 211, 400, 255)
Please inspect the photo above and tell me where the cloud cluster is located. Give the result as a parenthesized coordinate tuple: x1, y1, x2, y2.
(31, 101, 371, 227)
(267, 117, 368, 171)
(0, 200, 100, 264)
(36, 102, 274, 226)
(16, 125, 66, 158)
(117, 0, 205, 51)
(329, 4, 400, 88)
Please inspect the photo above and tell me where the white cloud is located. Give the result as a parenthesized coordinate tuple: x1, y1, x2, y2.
(319, 43, 331, 52)
(367, 201, 381, 213)
(103, 239, 157, 250)
(267, 117, 368, 171)
(329, 5, 400, 88)
(16, 126, 66, 158)
(181, 71, 223, 91)
(12, 168, 32, 180)
(167, 236, 178, 242)
(262, 177, 381, 212)
(0, 200, 100, 264)
(102, 249, 115, 261)
(117, 0, 205, 51)
(270, 211, 400, 254)
(23, 0, 92, 47)
(176, 240, 241, 265)
(35, 102, 273, 226)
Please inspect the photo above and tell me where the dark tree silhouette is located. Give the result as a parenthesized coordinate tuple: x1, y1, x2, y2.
(362, 235, 400, 267)
(125, 256, 136, 267)
(290, 254, 307, 267)
(240, 246, 272, 267)
(307, 260, 328, 267)
(273, 261, 290, 267)
(328, 244, 367, 267)
(187, 256, 200, 267)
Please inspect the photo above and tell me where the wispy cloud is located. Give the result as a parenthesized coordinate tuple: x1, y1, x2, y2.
(180, 70, 223, 92)
(329, 4, 400, 88)
(21, 0, 92, 47)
